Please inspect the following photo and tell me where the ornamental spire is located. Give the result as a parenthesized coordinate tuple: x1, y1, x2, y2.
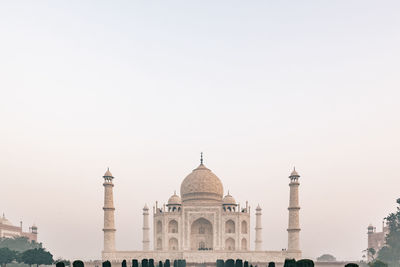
(200, 152, 203, 164)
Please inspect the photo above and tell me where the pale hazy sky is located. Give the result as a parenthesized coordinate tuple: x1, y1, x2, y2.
(1, 0, 400, 262)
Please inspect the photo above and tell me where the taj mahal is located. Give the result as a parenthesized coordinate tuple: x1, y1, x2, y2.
(101, 155, 302, 265)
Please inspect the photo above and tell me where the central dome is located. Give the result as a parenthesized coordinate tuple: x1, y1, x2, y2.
(180, 163, 224, 203)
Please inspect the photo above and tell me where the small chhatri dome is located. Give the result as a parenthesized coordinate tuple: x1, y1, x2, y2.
(256, 204, 262, 210)
(167, 191, 182, 206)
(103, 168, 113, 178)
(143, 204, 149, 210)
(368, 224, 374, 229)
(223, 192, 236, 205)
(180, 158, 224, 203)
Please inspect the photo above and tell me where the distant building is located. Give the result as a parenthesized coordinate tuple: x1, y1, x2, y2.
(0, 213, 38, 242)
(367, 221, 388, 261)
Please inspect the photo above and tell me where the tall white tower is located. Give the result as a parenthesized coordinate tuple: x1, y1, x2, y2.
(142, 204, 150, 251)
(287, 168, 301, 252)
(255, 204, 262, 251)
(103, 168, 116, 252)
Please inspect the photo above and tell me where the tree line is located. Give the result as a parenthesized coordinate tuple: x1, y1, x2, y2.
(0, 237, 60, 267)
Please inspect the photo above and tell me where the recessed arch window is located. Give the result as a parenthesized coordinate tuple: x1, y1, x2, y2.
(241, 220, 247, 234)
(156, 221, 162, 234)
(225, 220, 235, 233)
(168, 220, 178, 233)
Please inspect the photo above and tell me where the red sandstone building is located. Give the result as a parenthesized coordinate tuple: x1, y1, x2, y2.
(0, 213, 38, 242)
(367, 221, 388, 261)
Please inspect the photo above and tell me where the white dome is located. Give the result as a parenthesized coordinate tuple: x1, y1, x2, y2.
(168, 192, 182, 205)
(180, 163, 223, 203)
(223, 193, 236, 205)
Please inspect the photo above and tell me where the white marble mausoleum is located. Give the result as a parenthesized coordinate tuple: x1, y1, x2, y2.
(101, 155, 302, 265)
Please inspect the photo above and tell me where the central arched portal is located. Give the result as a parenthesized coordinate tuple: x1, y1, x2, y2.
(190, 218, 213, 250)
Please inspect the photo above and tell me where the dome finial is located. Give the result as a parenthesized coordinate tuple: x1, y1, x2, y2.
(200, 152, 203, 164)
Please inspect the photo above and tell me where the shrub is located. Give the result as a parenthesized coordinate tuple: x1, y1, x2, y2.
(217, 259, 224, 267)
(268, 262, 275, 267)
(244, 261, 249, 267)
(122, 260, 127, 267)
(73, 260, 85, 267)
(235, 259, 243, 267)
(159, 261, 163, 267)
(165, 260, 170, 267)
(142, 259, 149, 267)
(344, 264, 358, 267)
(284, 259, 296, 267)
(226, 259, 235, 267)
(132, 260, 138, 267)
(296, 259, 314, 267)
(178, 260, 186, 267)
(149, 259, 154, 267)
(56, 262, 66, 267)
(102, 261, 111, 267)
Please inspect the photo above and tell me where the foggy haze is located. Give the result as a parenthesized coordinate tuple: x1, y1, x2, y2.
(1, 0, 399, 262)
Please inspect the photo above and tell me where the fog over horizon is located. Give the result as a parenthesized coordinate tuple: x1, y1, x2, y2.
(1, 0, 400, 262)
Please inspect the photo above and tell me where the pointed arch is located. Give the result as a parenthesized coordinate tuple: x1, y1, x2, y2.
(241, 220, 247, 234)
(241, 238, 247, 250)
(225, 219, 235, 233)
(225, 238, 235, 250)
(168, 238, 178, 250)
(168, 220, 178, 233)
(156, 221, 162, 234)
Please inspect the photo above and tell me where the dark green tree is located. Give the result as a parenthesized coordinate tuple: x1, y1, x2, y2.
(102, 261, 111, 267)
(226, 259, 234, 267)
(368, 260, 388, 267)
(149, 259, 154, 267)
(284, 259, 296, 267)
(165, 259, 170, 267)
(56, 262, 65, 267)
(216, 260, 224, 267)
(296, 259, 314, 267)
(377, 198, 400, 266)
(235, 259, 243, 267)
(0, 247, 17, 267)
(243, 261, 248, 267)
(55, 258, 71, 267)
(132, 259, 138, 267)
(20, 248, 53, 267)
(142, 259, 149, 267)
(73, 260, 84, 267)
(0, 237, 41, 252)
(268, 262, 275, 267)
(344, 263, 359, 267)
(122, 260, 127, 267)
(366, 248, 377, 261)
(159, 261, 163, 267)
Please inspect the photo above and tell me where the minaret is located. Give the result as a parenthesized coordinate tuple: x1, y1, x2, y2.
(142, 204, 150, 251)
(255, 204, 262, 251)
(103, 168, 116, 252)
(287, 167, 301, 252)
